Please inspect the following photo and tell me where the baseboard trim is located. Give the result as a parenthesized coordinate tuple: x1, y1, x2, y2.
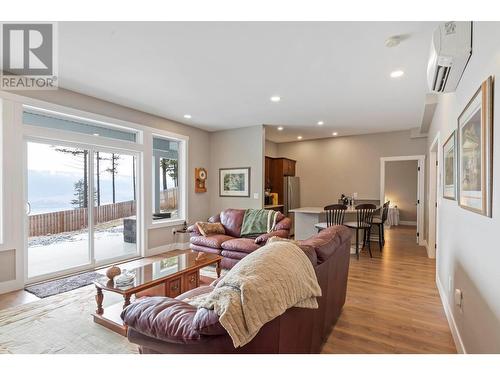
(420, 238, 427, 249)
(399, 220, 417, 226)
(0, 279, 24, 294)
(436, 275, 466, 354)
(425, 241, 436, 258)
(146, 242, 190, 257)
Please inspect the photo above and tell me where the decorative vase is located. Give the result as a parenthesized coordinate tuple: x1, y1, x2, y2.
(106, 265, 121, 280)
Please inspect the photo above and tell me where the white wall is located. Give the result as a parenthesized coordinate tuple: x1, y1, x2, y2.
(427, 22, 500, 353)
(276, 130, 427, 207)
(0, 88, 212, 292)
(0, 89, 268, 294)
(265, 140, 279, 157)
(209, 125, 264, 214)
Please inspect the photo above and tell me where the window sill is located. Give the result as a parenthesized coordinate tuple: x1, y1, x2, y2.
(148, 218, 185, 230)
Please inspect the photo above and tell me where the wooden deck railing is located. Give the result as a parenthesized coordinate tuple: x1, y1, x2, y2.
(29, 200, 136, 237)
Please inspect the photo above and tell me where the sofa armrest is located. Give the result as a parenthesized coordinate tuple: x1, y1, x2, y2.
(187, 224, 201, 236)
(275, 217, 291, 231)
(255, 229, 289, 244)
(121, 296, 202, 343)
(193, 308, 227, 336)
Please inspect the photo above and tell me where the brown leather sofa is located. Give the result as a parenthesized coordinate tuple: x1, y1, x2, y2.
(188, 208, 291, 269)
(121, 225, 352, 354)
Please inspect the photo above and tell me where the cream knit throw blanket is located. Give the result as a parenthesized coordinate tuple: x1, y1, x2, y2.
(189, 241, 322, 348)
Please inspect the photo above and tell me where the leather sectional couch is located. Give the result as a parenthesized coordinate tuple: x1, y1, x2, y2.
(121, 225, 352, 353)
(188, 208, 291, 269)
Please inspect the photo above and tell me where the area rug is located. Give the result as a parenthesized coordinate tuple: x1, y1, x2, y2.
(0, 266, 226, 353)
(25, 271, 103, 298)
(0, 285, 137, 354)
(199, 265, 227, 280)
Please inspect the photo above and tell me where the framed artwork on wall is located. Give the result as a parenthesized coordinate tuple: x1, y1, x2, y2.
(219, 167, 251, 197)
(443, 130, 456, 200)
(457, 76, 494, 217)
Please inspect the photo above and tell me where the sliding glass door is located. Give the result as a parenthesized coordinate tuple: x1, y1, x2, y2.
(93, 151, 137, 262)
(27, 142, 91, 278)
(27, 140, 139, 280)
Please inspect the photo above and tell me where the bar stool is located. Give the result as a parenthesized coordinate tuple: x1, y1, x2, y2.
(344, 204, 376, 259)
(314, 204, 347, 232)
(372, 201, 390, 250)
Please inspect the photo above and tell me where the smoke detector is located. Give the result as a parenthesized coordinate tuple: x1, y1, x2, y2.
(385, 36, 401, 48)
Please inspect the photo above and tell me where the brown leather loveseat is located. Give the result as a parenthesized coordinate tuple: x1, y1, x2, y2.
(121, 225, 352, 354)
(188, 208, 291, 269)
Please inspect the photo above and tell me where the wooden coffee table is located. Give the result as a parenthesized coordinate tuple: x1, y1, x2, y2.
(92, 251, 222, 335)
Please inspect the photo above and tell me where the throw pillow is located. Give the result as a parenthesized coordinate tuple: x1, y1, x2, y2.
(196, 221, 225, 236)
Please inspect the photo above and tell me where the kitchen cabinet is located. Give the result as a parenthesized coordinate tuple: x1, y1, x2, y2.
(265, 157, 296, 205)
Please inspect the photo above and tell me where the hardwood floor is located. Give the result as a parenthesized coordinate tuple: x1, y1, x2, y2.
(322, 225, 456, 354)
(0, 227, 456, 354)
(0, 250, 187, 311)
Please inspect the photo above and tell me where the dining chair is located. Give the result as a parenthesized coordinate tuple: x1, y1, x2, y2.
(372, 201, 390, 250)
(344, 204, 376, 259)
(314, 204, 347, 232)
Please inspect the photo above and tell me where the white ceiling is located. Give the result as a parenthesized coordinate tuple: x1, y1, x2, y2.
(57, 22, 439, 142)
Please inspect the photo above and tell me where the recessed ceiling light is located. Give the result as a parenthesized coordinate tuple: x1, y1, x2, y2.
(390, 70, 404, 78)
(317, 121, 324, 126)
(93, 133, 100, 136)
(332, 132, 338, 136)
(270, 96, 281, 102)
(297, 136, 303, 140)
(183, 114, 192, 119)
(277, 126, 284, 131)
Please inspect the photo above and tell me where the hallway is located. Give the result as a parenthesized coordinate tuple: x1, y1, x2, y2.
(323, 225, 456, 353)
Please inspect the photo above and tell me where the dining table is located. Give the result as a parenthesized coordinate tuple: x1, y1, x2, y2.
(290, 205, 382, 253)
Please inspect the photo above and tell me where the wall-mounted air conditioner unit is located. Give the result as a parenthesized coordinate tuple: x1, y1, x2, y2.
(427, 21, 472, 93)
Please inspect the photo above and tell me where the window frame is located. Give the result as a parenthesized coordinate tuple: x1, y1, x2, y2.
(149, 132, 188, 229)
(0, 99, 3, 245)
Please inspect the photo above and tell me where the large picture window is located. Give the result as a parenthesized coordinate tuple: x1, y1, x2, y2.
(152, 136, 183, 222)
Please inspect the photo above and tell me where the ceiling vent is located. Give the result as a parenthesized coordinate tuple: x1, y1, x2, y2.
(427, 22, 472, 93)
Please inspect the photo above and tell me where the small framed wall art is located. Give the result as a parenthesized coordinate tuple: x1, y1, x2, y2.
(457, 76, 494, 217)
(219, 167, 250, 197)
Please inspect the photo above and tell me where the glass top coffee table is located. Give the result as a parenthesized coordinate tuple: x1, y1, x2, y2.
(92, 251, 222, 335)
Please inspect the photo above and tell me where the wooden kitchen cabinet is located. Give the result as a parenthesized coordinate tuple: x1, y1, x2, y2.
(265, 157, 296, 205)
(283, 158, 296, 176)
(265, 156, 273, 189)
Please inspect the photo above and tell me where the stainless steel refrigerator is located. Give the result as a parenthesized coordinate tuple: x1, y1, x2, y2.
(283, 176, 300, 236)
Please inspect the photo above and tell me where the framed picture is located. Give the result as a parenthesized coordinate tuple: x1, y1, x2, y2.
(219, 167, 251, 197)
(457, 76, 494, 217)
(443, 130, 456, 200)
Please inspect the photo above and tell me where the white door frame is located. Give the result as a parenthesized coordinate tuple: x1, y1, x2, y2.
(428, 133, 441, 259)
(380, 155, 426, 247)
(24, 136, 143, 284)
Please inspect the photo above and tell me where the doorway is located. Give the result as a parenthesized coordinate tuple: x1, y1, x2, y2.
(428, 134, 440, 258)
(380, 155, 425, 246)
(26, 139, 140, 281)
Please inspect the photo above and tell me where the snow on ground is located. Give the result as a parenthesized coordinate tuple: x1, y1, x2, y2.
(28, 223, 137, 278)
